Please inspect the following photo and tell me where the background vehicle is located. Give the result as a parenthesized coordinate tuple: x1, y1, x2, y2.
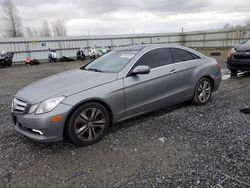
(12, 44, 221, 146)
(48, 49, 57, 62)
(24, 57, 40, 65)
(88, 47, 97, 59)
(97, 48, 108, 57)
(0, 50, 14, 67)
(227, 39, 250, 75)
(76, 47, 86, 61)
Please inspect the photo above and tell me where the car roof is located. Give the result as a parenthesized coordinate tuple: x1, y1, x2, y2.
(117, 45, 147, 51)
(116, 44, 207, 59)
(119, 44, 186, 50)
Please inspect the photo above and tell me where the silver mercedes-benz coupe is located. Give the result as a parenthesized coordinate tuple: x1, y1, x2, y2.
(12, 44, 222, 146)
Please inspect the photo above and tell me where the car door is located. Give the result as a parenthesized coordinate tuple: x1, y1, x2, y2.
(123, 48, 177, 118)
(169, 48, 200, 99)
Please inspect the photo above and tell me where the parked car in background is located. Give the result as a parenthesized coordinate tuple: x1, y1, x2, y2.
(97, 48, 108, 57)
(227, 39, 250, 75)
(0, 50, 14, 67)
(48, 48, 57, 62)
(88, 48, 97, 59)
(12, 44, 221, 146)
(76, 47, 86, 61)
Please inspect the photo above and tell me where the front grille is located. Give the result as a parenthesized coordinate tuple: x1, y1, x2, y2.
(12, 98, 28, 113)
(233, 51, 250, 60)
(234, 55, 250, 59)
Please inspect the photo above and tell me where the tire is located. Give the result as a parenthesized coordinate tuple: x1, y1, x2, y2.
(66, 102, 110, 146)
(192, 77, 212, 105)
(231, 70, 237, 76)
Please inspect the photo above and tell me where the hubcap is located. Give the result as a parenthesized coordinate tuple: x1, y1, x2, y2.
(74, 108, 105, 141)
(197, 80, 211, 103)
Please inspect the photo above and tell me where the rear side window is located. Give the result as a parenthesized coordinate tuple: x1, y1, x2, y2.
(189, 52, 201, 59)
(170, 48, 195, 63)
(135, 48, 173, 69)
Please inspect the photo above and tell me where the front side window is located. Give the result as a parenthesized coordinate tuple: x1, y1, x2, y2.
(170, 48, 195, 63)
(135, 48, 173, 69)
(83, 50, 138, 73)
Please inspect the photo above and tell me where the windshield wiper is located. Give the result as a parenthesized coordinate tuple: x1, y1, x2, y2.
(84, 68, 102, 72)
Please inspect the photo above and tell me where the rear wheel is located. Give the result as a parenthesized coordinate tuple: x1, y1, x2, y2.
(66, 102, 110, 146)
(192, 77, 212, 105)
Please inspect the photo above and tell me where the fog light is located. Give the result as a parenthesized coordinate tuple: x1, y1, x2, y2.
(50, 115, 63, 123)
(32, 129, 43, 135)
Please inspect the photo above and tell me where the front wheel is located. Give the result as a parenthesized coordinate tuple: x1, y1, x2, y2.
(192, 78, 212, 105)
(66, 102, 110, 146)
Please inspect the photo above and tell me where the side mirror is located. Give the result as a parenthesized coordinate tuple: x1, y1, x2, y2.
(132, 65, 150, 75)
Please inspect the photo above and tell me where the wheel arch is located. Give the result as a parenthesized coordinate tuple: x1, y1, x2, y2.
(201, 75, 215, 90)
(63, 99, 114, 139)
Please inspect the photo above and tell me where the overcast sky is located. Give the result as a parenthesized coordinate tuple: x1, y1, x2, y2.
(2, 0, 250, 36)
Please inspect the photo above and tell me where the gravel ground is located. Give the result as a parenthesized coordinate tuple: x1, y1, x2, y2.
(0, 61, 249, 188)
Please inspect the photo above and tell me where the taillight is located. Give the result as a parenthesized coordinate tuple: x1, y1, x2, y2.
(215, 62, 221, 71)
(227, 48, 232, 59)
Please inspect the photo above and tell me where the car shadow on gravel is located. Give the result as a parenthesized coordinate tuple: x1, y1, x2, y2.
(109, 101, 192, 134)
(16, 101, 192, 150)
(240, 108, 250, 114)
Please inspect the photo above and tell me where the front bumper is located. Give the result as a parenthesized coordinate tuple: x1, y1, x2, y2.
(12, 103, 72, 142)
(227, 55, 250, 71)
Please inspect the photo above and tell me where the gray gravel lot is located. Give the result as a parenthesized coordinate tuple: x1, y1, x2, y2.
(0, 61, 249, 187)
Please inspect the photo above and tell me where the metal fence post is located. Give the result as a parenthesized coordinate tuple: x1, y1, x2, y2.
(25, 42, 30, 59)
(150, 36, 153, 44)
(58, 41, 63, 58)
(203, 33, 206, 48)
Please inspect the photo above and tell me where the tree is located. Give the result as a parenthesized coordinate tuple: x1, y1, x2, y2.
(40, 20, 52, 37)
(52, 19, 67, 37)
(245, 18, 250, 27)
(1, 0, 23, 37)
(26, 27, 39, 37)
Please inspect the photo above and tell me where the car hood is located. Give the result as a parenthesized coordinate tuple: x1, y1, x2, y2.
(16, 69, 117, 104)
(235, 43, 250, 52)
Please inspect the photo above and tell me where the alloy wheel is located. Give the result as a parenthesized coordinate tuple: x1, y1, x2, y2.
(74, 108, 106, 141)
(197, 80, 211, 103)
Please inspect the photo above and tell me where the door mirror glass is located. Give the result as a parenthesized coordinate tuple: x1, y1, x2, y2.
(132, 65, 150, 75)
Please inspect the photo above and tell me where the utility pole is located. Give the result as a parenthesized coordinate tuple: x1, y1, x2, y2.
(181, 27, 185, 46)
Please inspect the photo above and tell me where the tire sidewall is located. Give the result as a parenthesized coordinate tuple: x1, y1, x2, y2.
(193, 77, 212, 105)
(67, 102, 110, 146)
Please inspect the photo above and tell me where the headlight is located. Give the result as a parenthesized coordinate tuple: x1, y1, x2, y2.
(231, 48, 237, 54)
(35, 96, 65, 115)
(28, 104, 39, 114)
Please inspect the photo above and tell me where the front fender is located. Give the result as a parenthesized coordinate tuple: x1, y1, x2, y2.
(62, 79, 125, 123)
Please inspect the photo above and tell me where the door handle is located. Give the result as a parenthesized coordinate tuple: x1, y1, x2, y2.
(170, 69, 176, 74)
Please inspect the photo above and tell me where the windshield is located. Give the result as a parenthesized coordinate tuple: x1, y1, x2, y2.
(83, 50, 138, 73)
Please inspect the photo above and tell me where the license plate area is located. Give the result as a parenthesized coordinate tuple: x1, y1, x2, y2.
(12, 114, 17, 125)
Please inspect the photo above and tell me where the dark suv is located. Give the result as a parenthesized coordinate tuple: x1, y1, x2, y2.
(227, 40, 250, 75)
